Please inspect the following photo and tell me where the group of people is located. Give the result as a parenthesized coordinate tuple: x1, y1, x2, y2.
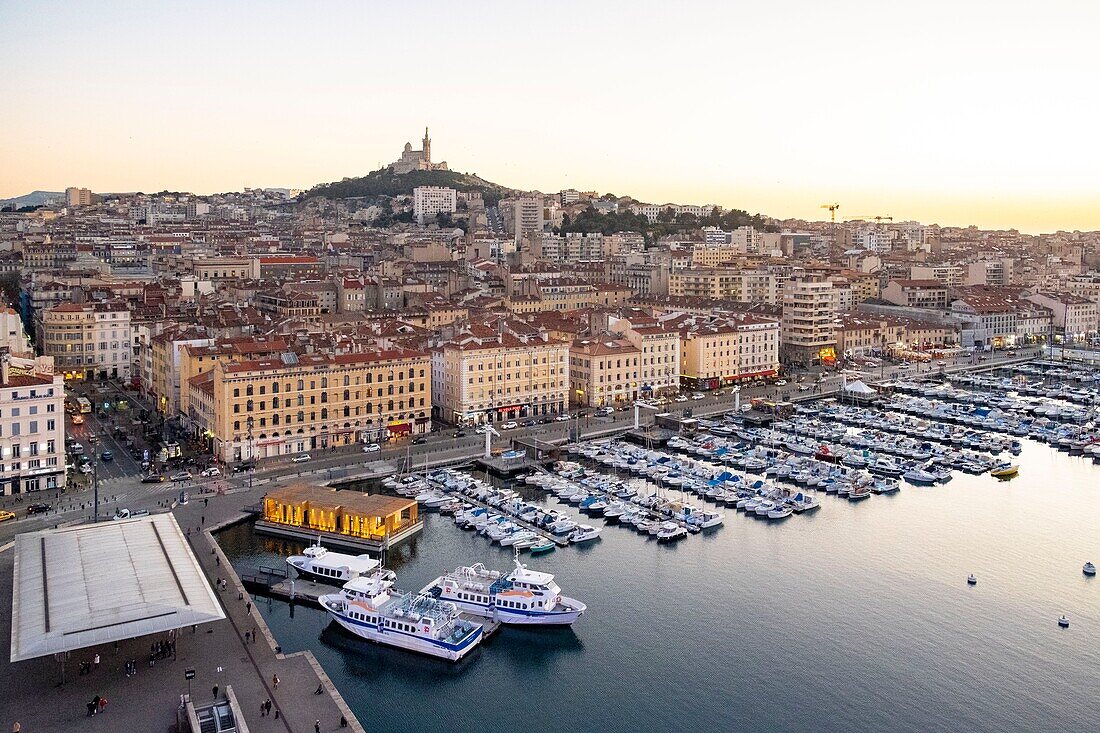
(85, 695, 107, 717)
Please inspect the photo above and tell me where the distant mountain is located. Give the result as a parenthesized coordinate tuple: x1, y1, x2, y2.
(305, 169, 513, 205)
(0, 190, 63, 210)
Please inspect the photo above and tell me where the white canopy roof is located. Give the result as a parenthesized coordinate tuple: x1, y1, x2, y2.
(11, 513, 225, 662)
(843, 380, 877, 395)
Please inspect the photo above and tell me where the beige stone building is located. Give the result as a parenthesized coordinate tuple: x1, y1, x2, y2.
(432, 328, 570, 425)
(569, 336, 641, 407)
(204, 348, 431, 462)
(664, 313, 780, 391)
(0, 354, 66, 494)
(37, 301, 132, 381)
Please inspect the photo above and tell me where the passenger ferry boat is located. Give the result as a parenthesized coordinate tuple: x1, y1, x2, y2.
(319, 569, 484, 661)
(286, 539, 380, 585)
(421, 555, 586, 626)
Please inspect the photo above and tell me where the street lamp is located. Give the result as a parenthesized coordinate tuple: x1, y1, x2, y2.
(245, 416, 254, 491)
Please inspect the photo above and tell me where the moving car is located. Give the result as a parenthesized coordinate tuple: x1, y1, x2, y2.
(291, 453, 311, 463)
(520, 419, 537, 427)
(500, 421, 518, 430)
(798, 385, 810, 392)
(412, 436, 428, 445)
(68, 442, 84, 454)
(674, 395, 689, 403)
(692, 393, 706, 400)
(79, 464, 93, 475)
(170, 471, 193, 481)
(200, 466, 221, 477)
(362, 443, 381, 453)
(775, 380, 788, 386)
(555, 413, 571, 421)
(141, 474, 166, 483)
(0, 510, 15, 523)
(595, 407, 614, 417)
(88, 434, 99, 444)
(452, 430, 467, 438)
(233, 461, 256, 473)
(27, 503, 51, 515)
(100, 450, 114, 461)
(71, 414, 85, 425)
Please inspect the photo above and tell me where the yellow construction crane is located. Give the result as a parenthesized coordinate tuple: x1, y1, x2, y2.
(820, 203, 840, 223)
(847, 215, 894, 223)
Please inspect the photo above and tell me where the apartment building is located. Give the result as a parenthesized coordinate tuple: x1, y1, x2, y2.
(0, 354, 66, 494)
(569, 336, 642, 407)
(669, 268, 781, 304)
(667, 313, 781, 391)
(204, 348, 431, 462)
(1025, 292, 1097, 341)
(910, 264, 964, 289)
(882, 279, 949, 310)
(37, 301, 132, 381)
(432, 328, 570, 425)
(781, 278, 837, 366)
(609, 319, 681, 398)
(413, 186, 457, 225)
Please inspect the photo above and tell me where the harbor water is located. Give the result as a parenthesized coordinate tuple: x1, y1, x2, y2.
(217, 437, 1100, 733)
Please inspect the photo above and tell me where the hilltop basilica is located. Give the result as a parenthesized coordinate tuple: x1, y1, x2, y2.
(389, 127, 449, 174)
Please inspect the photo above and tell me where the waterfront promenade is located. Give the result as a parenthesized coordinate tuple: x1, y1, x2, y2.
(0, 482, 363, 733)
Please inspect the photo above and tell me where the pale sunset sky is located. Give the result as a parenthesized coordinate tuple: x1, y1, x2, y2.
(1, 1, 1098, 233)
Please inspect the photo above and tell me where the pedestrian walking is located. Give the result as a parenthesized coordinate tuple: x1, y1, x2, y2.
(246, 601, 252, 614)
(93, 652, 100, 670)
(340, 715, 348, 728)
(213, 685, 219, 699)
(315, 683, 324, 695)
(315, 720, 321, 733)
(215, 555, 220, 567)
(272, 673, 280, 689)
(251, 628, 257, 643)
(244, 630, 250, 643)
(261, 701, 267, 717)
(203, 497, 208, 507)
(201, 515, 205, 525)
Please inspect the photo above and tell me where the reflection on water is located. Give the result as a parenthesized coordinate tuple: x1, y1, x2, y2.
(217, 439, 1100, 733)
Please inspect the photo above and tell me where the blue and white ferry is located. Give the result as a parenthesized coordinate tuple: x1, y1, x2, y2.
(421, 556, 586, 626)
(319, 569, 484, 661)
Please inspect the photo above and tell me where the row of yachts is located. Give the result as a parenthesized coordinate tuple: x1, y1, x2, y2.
(891, 380, 1096, 424)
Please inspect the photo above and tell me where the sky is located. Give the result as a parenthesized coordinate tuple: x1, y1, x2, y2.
(2, 1, 1099, 233)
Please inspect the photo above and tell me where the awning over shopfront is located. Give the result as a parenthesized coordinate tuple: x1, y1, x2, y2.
(387, 422, 412, 435)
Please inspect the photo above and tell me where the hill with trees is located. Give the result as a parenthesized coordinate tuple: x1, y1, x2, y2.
(305, 168, 513, 205)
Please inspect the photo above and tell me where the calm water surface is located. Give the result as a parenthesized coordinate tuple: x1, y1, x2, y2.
(218, 438, 1100, 733)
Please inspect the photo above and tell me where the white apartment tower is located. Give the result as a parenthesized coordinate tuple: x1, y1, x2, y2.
(413, 186, 458, 225)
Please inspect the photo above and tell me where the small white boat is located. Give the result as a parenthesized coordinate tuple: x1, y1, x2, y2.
(1084, 562, 1096, 576)
(967, 574, 977, 585)
(1058, 615, 1070, 628)
(656, 522, 687, 543)
(570, 524, 602, 543)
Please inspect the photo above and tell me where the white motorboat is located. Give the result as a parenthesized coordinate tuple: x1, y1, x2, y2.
(286, 539, 380, 585)
(569, 524, 602, 543)
(656, 522, 687, 543)
(1084, 562, 1096, 576)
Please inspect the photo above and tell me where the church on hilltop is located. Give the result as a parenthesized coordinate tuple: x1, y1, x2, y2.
(389, 127, 449, 174)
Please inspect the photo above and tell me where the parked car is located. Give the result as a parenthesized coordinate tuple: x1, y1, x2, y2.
(500, 421, 518, 430)
(595, 407, 614, 417)
(170, 471, 193, 481)
(233, 461, 256, 473)
(362, 443, 382, 453)
(79, 464, 93, 475)
(27, 503, 51, 515)
(1005, 350, 1016, 356)
(141, 474, 165, 484)
(452, 430, 467, 438)
(692, 393, 706, 400)
(100, 450, 114, 461)
(412, 436, 428, 445)
(520, 419, 537, 427)
(88, 434, 99, 444)
(200, 466, 221, 477)
(555, 413, 571, 421)
(291, 453, 311, 463)
(69, 442, 84, 454)
(775, 379, 788, 386)
(798, 385, 810, 392)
